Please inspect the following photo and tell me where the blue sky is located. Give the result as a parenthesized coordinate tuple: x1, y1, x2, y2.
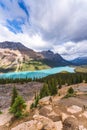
(0, 0, 87, 59)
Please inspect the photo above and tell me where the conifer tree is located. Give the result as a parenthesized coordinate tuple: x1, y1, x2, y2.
(40, 83, 50, 99)
(48, 78, 58, 95)
(34, 93, 40, 107)
(10, 96, 26, 118)
(50, 78, 58, 95)
(11, 86, 18, 107)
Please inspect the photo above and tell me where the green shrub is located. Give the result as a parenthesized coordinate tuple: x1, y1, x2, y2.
(30, 103, 35, 109)
(0, 111, 2, 114)
(64, 87, 75, 98)
(68, 87, 74, 94)
(64, 93, 76, 98)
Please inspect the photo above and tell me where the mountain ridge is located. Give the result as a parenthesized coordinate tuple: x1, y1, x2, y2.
(71, 57, 87, 65)
(0, 41, 71, 72)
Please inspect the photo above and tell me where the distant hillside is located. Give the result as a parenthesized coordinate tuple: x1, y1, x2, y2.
(71, 57, 87, 65)
(40, 50, 71, 67)
(0, 41, 71, 72)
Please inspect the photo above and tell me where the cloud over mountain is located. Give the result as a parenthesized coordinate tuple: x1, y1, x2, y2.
(0, 0, 87, 59)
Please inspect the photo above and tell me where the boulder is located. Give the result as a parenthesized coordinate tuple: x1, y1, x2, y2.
(55, 121, 63, 130)
(61, 113, 69, 121)
(63, 117, 79, 130)
(39, 105, 52, 116)
(79, 125, 87, 130)
(12, 115, 57, 130)
(67, 105, 82, 114)
(39, 96, 52, 106)
(11, 120, 43, 130)
(48, 111, 62, 122)
(81, 111, 87, 118)
(33, 115, 56, 130)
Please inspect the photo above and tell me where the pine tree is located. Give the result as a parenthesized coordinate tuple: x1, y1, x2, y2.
(53, 78, 58, 95)
(40, 83, 50, 99)
(34, 94, 40, 107)
(10, 96, 26, 118)
(30, 93, 40, 109)
(11, 86, 18, 107)
(49, 78, 58, 95)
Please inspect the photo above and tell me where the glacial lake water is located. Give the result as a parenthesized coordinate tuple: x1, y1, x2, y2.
(0, 66, 75, 79)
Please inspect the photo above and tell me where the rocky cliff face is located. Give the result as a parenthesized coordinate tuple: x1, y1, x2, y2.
(0, 41, 43, 60)
(41, 50, 62, 60)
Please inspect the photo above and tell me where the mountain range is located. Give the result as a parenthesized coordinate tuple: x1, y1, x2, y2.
(0, 41, 86, 72)
(71, 57, 87, 65)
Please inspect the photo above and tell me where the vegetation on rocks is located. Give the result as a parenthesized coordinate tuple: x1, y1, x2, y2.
(31, 80, 58, 109)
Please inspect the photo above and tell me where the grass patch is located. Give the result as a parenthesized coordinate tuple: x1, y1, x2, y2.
(75, 66, 87, 73)
(18, 60, 50, 71)
(64, 93, 76, 98)
(0, 111, 2, 114)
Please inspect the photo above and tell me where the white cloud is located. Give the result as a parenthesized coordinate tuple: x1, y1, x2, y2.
(53, 41, 87, 60)
(28, 0, 87, 42)
(0, 24, 50, 51)
(0, 0, 87, 59)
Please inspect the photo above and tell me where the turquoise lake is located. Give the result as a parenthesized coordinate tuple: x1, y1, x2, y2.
(0, 66, 75, 79)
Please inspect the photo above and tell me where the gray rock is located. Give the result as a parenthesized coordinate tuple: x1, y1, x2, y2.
(63, 117, 79, 130)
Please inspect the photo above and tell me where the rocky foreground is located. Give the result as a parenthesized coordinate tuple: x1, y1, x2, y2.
(0, 83, 87, 130)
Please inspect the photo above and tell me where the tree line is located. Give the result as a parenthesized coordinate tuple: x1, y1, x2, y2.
(0, 72, 87, 85)
(38, 72, 87, 86)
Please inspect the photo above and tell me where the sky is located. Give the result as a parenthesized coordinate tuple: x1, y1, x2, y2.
(0, 0, 87, 60)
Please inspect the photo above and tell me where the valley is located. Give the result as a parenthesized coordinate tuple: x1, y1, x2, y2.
(0, 41, 87, 130)
(0, 41, 87, 74)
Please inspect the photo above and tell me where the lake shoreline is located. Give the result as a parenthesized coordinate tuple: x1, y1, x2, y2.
(0, 66, 75, 79)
